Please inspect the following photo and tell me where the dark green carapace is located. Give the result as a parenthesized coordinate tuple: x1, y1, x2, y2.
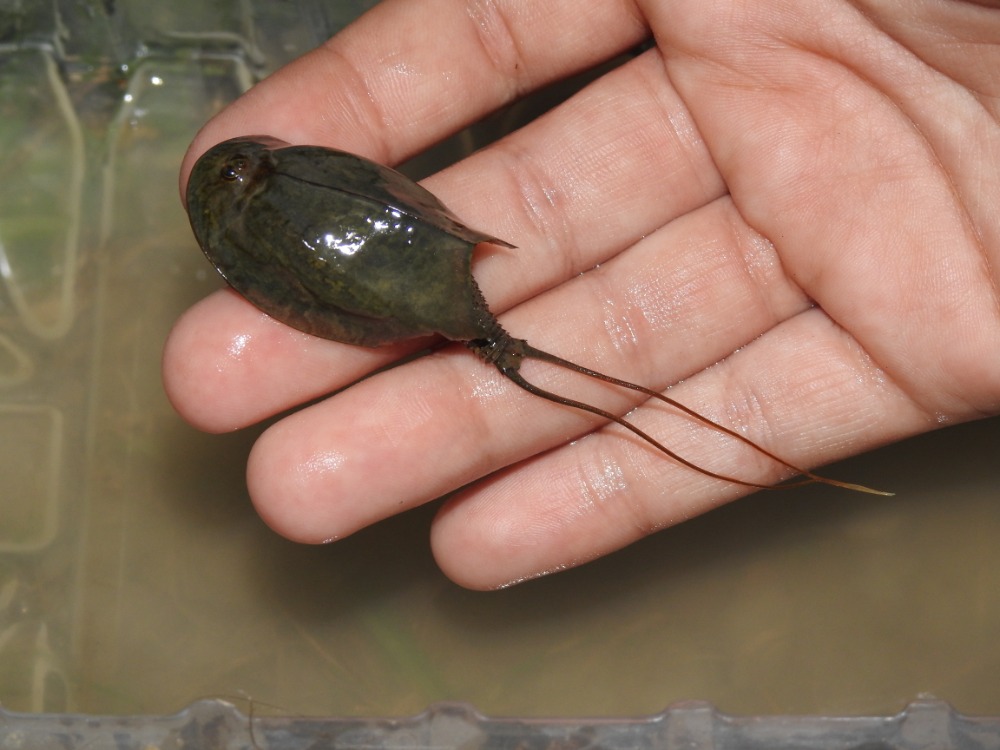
(186, 135, 510, 347)
(186, 136, 888, 495)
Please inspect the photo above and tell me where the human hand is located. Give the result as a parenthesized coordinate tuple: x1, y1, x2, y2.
(164, 0, 1000, 589)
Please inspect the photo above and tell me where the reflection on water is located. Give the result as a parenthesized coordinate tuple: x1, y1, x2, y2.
(1, 0, 999, 719)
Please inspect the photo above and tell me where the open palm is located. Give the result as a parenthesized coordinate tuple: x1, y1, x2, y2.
(164, 0, 1000, 588)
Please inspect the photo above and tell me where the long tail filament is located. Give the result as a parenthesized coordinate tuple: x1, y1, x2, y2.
(488, 339, 892, 497)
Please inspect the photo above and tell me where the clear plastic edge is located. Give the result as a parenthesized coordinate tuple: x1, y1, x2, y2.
(1, 698, 999, 750)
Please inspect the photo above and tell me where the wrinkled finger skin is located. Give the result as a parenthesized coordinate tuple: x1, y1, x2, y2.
(164, 0, 1000, 589)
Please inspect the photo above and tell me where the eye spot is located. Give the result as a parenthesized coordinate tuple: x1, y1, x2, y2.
(220, 156, 249, 182)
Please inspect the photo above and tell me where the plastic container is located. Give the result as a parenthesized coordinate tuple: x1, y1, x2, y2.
(2, 699, 1000, 750)
(2, 0, 999, 723)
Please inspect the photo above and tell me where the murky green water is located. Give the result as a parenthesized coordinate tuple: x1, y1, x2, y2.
(1, 0, 998, 719)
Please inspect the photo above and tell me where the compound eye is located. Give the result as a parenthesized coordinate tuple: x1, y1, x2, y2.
(220, 156, 249, 181)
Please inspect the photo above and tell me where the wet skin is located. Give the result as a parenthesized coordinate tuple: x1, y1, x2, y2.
(186, 136, 888, 495)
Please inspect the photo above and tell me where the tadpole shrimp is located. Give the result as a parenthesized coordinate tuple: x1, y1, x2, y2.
(186, 136, 891, 497)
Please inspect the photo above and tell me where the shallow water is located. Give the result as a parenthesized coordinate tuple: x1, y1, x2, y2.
(1, 0, 998, 719)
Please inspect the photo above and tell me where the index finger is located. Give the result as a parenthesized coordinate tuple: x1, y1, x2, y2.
(179, 0, 649, 190)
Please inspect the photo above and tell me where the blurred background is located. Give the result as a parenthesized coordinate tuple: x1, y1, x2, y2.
(1, 0, 998, 718)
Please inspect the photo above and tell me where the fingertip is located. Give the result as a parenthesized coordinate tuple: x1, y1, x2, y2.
(162, 290, 286, 433)
(430, 502, 503, 590)
(430, 489, 566, 590)
(162, 295, 235, 434)
(245, 415, 376, 546)
(246, 421, 331, 544)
